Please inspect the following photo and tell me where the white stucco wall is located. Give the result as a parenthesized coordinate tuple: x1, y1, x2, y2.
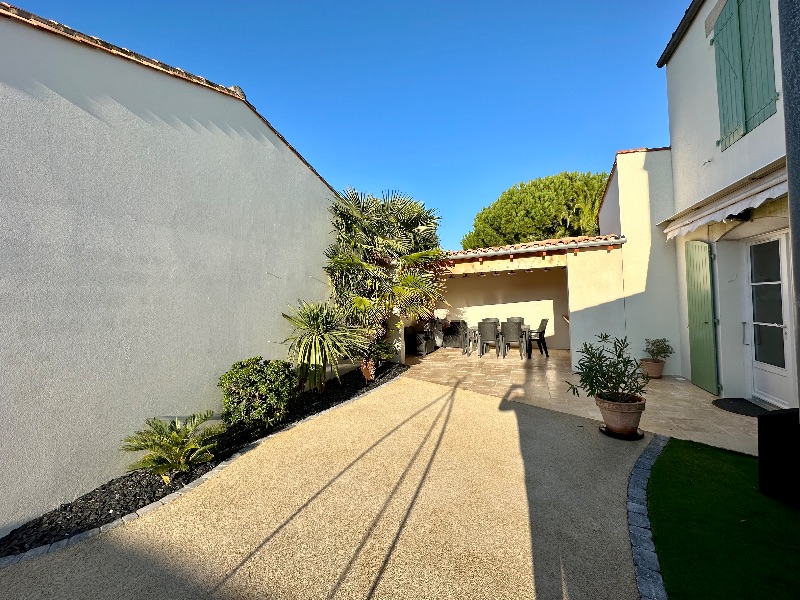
(615, 150, 682, 375)
(440, 269, 570, 349)
(0, 19, 333, 536)
(665, 0, 785, 212)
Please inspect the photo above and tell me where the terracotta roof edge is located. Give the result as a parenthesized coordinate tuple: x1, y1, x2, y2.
(0, 2, 337, 196)
(447, 235, 625, 257)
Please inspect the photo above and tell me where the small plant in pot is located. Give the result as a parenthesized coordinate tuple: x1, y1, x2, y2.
(640, 338, 674, 379)
(566, 333, 650, 439)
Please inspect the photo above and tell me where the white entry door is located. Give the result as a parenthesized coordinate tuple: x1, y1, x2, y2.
(747, 234, 797, 408)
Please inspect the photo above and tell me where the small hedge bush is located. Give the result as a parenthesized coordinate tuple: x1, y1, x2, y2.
(218, 357, 298, 429)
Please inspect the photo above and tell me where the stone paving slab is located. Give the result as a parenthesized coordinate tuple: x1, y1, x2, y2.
(406, 348, 758, 455)
(0, 377, 643, 600)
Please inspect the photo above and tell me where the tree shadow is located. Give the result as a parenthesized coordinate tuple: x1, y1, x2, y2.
(210, 381, 460, 597)
(0, 383, 460, 599)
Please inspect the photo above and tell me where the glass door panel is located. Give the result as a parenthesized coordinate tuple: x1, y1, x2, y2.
(754, 324, 785, 368)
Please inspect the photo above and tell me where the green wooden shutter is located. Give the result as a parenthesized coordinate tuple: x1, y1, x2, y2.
(738, 0, 777, 132)
(715, 0, 746, 150)
(686, 241, 720, 395)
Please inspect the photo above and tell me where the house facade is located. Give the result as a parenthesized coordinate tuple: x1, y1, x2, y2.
(599, 0, 795, 408)
(0, 5, 334, 537)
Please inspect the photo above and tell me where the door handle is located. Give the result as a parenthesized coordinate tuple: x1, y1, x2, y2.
(742, 322, 748, 345)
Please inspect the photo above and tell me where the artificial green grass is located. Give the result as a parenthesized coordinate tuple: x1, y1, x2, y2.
(648, 439, 800, 599)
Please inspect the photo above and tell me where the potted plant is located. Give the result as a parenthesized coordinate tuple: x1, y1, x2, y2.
(360, 339, 396, 382)
(640, 338, 674, 379)
(566, 333, 649, 439)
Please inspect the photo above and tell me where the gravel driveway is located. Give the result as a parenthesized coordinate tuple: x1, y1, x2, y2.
(0, 376, 645, 599)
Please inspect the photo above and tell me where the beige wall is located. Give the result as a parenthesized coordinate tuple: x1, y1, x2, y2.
(598, 169, 621, 235)
(565, 249, 626, 368)
(616, 150, 683, 375)
(440, 269, 570, 349)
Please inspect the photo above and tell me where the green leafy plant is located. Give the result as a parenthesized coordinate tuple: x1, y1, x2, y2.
(365, 339, 396, 362)
(566, 333, 649, 402)
(218, 357, 297, 428)
(644, 338, 674, 362)
(283, 301, 370, 393)
(324, 188, 446, 379)
(122, 410, 226, 484)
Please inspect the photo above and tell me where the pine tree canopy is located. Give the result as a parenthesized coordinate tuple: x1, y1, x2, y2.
(461, 171, 608, 250)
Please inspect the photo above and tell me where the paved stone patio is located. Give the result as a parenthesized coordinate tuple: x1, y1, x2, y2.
(405, 348, 758, 455)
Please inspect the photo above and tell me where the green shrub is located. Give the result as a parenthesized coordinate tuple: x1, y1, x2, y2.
(644, 338, 674, 362)
(122, 410, 225, 484)
(566, 333, 649, 402)
(218, 357, 298, 428)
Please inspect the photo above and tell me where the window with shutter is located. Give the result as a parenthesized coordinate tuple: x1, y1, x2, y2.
(714, 0, 777, 151)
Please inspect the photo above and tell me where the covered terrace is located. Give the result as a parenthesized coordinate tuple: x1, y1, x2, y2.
(436, 235, 628, 365)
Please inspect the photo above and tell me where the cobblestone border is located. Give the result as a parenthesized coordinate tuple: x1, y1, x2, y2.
(0, 372, 407, 571)
(628, 433, 670, 600)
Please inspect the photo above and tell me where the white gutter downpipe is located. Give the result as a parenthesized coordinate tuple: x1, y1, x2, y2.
(448, 237, 627, 261)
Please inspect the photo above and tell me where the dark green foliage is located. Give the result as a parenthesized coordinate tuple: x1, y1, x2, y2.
(644, 338, 674, 361)
(122, 410, 226, 484)
(218, 357, 298, 427)
(461, 171, 608, 249)
(649, 439, 800, 599)
(566, 333, 649, 401)
(324, 188, 446, 382)
(365, 339, 396, 361)
(325, 188, 446, 331)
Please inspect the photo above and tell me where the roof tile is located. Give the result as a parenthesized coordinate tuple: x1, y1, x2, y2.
(448, 234, 624, 257)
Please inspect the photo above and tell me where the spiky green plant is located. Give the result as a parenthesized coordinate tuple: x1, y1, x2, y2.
(122, 410, 226, 484)
(283, 301, 370, 393)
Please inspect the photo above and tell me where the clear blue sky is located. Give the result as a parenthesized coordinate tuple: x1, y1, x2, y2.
(19, 0, 687, 250)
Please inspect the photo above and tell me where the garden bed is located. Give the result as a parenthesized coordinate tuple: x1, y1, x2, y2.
(0, 362, 408, 559)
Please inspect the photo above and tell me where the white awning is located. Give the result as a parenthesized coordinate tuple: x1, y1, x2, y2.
(663, 178, 789, 240)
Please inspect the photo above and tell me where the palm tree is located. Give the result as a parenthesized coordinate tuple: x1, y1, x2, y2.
(282, 301, 370, 392)
(324, 189, 446, 357)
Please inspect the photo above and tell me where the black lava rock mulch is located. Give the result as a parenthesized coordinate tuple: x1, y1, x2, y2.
(0, 362, 408, 559)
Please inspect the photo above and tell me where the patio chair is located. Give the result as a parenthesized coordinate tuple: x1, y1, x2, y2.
(501, 320, 525, 359)
(477, 320, 501, 358)
(529, 318, 549, 358)
(481, 317, 500, 324)
(507, 316, 525, 324)
(442, 320, 468, 350)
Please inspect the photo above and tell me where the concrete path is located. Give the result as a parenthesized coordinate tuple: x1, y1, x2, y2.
(408, 348, 758, 455)
(0, 376, 646, 599)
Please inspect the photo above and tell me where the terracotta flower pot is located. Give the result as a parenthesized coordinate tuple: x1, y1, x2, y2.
(360, 358, 376, 382)
(640, 359, 665, 379)
(595, 395, 646, 437)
